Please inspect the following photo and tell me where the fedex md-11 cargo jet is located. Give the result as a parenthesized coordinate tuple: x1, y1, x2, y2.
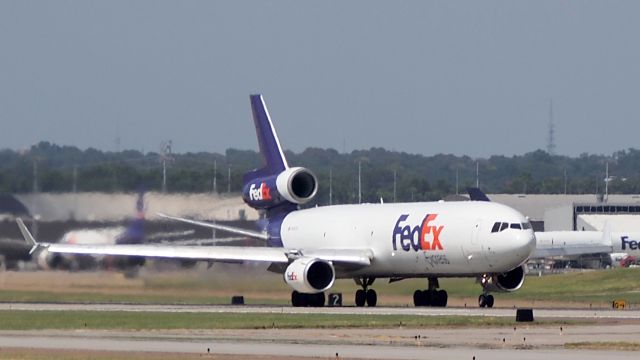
(18, 95, 536, 308)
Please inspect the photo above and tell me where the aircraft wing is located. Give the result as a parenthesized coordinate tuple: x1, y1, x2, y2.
(156, 237, 248, 246)
(44, 243, 289, 263)
(532, 231, 613, 259)
(157, 213, 268, 240)
(532, 245, 613, 258)
(41, 243, 372, 267)
(18, 216, 371, 267)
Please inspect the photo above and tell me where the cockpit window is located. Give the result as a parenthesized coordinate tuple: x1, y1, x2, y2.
(492, 221, 529, 233)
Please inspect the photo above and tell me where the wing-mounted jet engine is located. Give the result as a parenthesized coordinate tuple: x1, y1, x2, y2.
(477, 265, 526, 307)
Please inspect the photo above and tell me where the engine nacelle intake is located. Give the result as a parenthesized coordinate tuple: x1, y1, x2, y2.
(284, 257, 335, 293)
(480, 265, 526, 293)
(243, 167, 318, 209)
(276, 167, 318, 205)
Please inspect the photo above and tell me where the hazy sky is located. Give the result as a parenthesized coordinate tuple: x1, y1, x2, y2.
(1, 1, 639, 157)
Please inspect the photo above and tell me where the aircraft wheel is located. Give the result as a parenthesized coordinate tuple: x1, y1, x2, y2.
(413, 290, 424, 307)
(422, 290, 432, 307)
(478, 294, 487, 308)
(366, 289, 377, 307)
(486, 294, 495, 308)
(355, 289, 366, 307)
(291, 291, 301, 307)
(434, 290, 448, 307)
(312, 292, 326, 307)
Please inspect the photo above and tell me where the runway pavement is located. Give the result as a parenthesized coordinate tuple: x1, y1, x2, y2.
(0, 326, 639, 360)
(1, 302, 638, 319)
(3, 303, 640, 359)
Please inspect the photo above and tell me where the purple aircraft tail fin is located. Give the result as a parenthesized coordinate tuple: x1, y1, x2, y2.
(116, 191, 145, 245)
(243, 94, 289, 184)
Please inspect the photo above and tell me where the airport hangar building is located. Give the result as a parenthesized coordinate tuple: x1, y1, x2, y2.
(488, 194, 640, 232)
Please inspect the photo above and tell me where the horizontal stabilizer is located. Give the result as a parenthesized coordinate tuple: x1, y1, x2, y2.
(157, 213, 268, 241)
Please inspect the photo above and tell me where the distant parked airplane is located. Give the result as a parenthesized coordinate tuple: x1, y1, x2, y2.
(33, 192, 147, 273)
(0, 237, 31, 270)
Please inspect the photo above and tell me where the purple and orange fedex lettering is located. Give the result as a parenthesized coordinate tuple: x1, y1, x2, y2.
(249, 182, 272, 201)
(393, 214, 445, 252)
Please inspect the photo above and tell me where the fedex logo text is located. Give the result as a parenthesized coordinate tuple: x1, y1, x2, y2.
(286, 272, 298, 281)
(392, 214, 444, 251)
(249, 182, 272, 201)
(621, 236, 640, 251)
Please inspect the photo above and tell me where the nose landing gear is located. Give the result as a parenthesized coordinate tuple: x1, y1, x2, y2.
(478, 293, 494, 308)
(354, 277, 377, 307)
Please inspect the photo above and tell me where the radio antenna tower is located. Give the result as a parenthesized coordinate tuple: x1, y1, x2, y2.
(546, 99, 556, 155)
(160, 140, 174, 193)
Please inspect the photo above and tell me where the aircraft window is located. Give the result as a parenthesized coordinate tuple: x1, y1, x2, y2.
(522, 222, 532, 230)
(510, 223, 522, 229)
(500, 222, 509, 232)
(491, 222, 501, 233)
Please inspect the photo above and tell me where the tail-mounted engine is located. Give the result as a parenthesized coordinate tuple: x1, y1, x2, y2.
(243, 167, 318, 209)
(479, 265, 526, 293)
(284, 257, 335, 293)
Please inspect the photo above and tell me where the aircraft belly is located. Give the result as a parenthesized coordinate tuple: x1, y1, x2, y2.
(381, 249, 470, 275)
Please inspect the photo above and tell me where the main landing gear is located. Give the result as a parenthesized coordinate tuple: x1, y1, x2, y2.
(413, 277, 448, 307)
(291, 291, 325, 307)
(478, 293, 494, 308)
(354, 277, 377, 307)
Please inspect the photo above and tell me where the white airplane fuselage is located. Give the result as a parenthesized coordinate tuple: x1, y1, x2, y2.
(281, 201, 536, 278)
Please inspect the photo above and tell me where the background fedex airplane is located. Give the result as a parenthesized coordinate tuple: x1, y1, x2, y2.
(20, 95, 536, 308)
(35, 192, 147, 272)
(534, 227, 640, 267)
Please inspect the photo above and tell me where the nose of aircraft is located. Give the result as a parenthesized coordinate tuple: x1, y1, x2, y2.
(512, 230, 536, 261)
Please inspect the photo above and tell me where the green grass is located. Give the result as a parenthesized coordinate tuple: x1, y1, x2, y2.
(375, 267, 640, 305)
(492, 268, 640, 304)
(0, 310, 573, 330)
(0, 348, 223, 360)
(565, 341, 640, 351)
(2, 267, 640, 306)
(0, 290, 283, 305)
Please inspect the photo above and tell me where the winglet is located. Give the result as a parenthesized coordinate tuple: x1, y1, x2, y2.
(16, 218, 40, 255)
(467, 187, 491, 202)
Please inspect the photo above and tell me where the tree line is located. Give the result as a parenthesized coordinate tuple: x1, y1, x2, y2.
(2, 141, 640, 205)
